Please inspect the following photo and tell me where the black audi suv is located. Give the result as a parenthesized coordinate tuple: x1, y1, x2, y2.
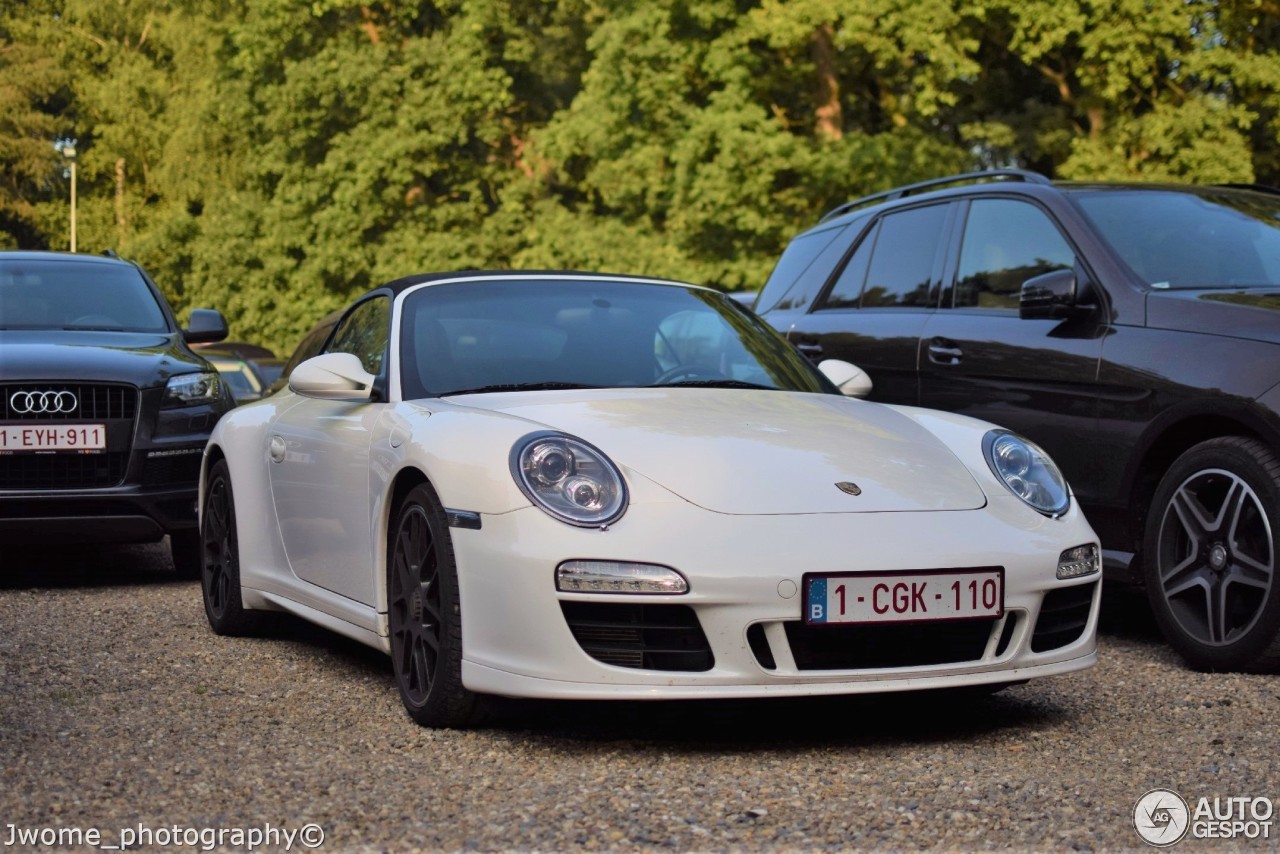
(754, 170, 1280, 672)
(0, 251, 233, 575)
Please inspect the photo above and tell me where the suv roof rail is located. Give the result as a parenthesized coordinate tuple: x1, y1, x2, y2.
(1214, 182, 1280, 196)
(818, 169, 1053, 223)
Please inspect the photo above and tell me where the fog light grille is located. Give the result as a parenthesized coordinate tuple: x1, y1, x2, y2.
(1032, 582, 1096, 652)
(560, 602, 713, 672)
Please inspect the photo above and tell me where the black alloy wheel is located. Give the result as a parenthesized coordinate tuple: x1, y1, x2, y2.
(387, 482, 483, 727)
(200, 459, 263, 635)
(1144, 437, 1280, 672)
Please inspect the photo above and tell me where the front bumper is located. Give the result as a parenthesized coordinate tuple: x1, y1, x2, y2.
(0, 478, 201, 544)
(451, 496, 1101, 700)
(0, 383, 219, 545)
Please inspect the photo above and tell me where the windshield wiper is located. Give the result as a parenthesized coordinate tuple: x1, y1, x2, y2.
(655, 379, 777, 390)
(442, 381, 603, 396)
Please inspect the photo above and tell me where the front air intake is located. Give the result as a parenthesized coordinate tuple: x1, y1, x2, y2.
(560, 602, 714, 672)
(1032, 582, 1096, 652)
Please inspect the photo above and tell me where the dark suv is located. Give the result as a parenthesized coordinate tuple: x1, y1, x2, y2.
(755, 170, 1280, 672)
(0, 251, 233, 575)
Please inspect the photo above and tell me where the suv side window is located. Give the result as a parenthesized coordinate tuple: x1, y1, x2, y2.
(953, 199, 1076, 309)
(756, 222, 852, 314)
(327, 295, 390, 375)
(819, 204, 949, 309)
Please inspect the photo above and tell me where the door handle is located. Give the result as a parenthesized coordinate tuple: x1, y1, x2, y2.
(927, 338, 963, 366)
(795, 342, 824, 360)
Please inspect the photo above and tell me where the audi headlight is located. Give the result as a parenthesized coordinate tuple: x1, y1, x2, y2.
(511, 432, 627, 527)
(983, 430, 1070, 517)
(163, 371, 220, 407)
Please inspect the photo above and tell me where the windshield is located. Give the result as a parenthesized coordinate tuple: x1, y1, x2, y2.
(0, 258, 169, 331)
(1071, 189, 1280, 289)
(398, 278, 832, 398)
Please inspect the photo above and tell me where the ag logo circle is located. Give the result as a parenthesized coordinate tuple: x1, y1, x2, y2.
(1134, 788, 1190, 847)
(9, 390, 77, 415)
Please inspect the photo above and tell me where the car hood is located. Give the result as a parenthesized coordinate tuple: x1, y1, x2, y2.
(447, 388, 988, 514)
(0, 330, 210, 387)
(1146, 288, 1280, 344)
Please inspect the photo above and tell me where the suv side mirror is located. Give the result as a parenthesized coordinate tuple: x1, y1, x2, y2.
(183, 308, 229, 344)
(1020, 269, 1084, 320)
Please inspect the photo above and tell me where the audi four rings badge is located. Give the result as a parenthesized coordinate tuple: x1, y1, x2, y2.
(9, 390, 79, 414)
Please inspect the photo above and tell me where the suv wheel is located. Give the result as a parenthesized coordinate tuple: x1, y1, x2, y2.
(1144, 437, 1280, 672)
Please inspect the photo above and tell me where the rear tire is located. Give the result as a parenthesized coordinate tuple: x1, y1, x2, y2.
(200, 460, 265, 636)
(1143, 437, 1280, 672)
(387, 482, 485, 728)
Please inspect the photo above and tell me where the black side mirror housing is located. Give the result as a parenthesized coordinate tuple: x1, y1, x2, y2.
(184, 308, 229, 344)
(1020, 269, 1086, 320)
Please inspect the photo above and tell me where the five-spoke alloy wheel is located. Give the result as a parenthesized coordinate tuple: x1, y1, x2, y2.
(387, 483, 482, 727)
(1144, 437, 1280, 672)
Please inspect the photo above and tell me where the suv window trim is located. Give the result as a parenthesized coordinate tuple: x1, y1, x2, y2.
(810, 200, 957, 313)
(940, 194, 1110, 317)
(756, 220, 858, 315)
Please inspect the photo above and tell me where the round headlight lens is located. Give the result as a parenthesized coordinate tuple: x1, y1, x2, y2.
(529, 443, 573, 486)
(983, 431, 1070, 516)
(512, 433, 627, 526)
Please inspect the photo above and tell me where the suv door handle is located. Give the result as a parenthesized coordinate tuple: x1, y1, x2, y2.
(927, 338, 963, 366)
(795, 342, 824, 360)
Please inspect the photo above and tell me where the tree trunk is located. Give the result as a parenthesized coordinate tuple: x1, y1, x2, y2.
(811, 23, 843, 142)
(115, 158, 126, 246)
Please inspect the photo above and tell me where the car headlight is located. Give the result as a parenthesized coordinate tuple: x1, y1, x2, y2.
(982, 430, 1070, 517)
(511, 432, 628, 527)
(163, 371, 221, 407)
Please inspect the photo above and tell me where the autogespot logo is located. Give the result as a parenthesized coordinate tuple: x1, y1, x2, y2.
(9, 390, 78, 415)
(1135, 788, 1191, 847)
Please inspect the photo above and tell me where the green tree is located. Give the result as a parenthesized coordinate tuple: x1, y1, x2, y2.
(0, 5, 70, 249)
(962, 0, 1280, 182)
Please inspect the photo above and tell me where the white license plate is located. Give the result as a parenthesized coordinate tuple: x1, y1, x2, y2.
(804, 568, 1004, 625)
(0, 423, 106, 453)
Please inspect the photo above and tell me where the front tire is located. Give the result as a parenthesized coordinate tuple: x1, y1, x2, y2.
(201, 459, 264, 636)
(387, 482, 483, 728)
(1144, 437, 1280, 672)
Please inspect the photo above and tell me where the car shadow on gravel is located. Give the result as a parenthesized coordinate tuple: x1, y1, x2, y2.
(484, 687, 1079, 751)
(0, 540, 187, 589)
(231, 614, 1086, 749)
(1097, 581, 1162, 642)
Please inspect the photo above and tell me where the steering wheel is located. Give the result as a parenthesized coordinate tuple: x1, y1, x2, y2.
(654, 365, 728, 385)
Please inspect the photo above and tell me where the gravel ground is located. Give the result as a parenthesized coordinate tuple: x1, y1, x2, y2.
(1, 541, 1277, 852)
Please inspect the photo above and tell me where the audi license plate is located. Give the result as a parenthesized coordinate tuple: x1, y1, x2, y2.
(0, 424, 106, 453)
(803, 568, 1004, 625)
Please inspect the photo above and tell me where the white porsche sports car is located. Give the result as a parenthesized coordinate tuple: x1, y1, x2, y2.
(200, 272, 1101, 727)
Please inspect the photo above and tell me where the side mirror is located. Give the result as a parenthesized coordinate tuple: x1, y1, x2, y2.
(183, 308, 229, 344)
(818, 359, 873, 398)
(1020, 269, 1084, 320)
(289, 353, 375, 401)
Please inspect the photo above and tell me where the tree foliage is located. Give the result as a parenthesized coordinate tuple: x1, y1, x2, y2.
(4, 0, 1278, 352)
